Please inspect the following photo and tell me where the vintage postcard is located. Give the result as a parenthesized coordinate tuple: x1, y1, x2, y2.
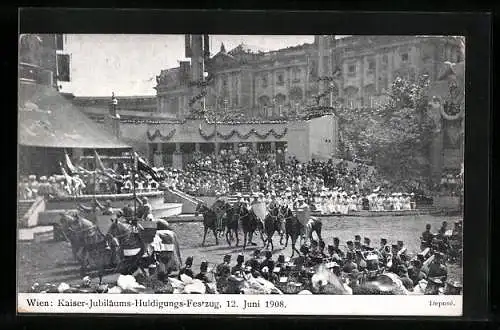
(17, 33, 464, 316)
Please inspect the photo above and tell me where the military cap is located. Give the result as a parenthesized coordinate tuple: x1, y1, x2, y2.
(333, 237, 340, 243)
(236, 254, 244, 263)
(397, 240, 404, 245)
(380, 238, 388, 243)
(223, 254, 231, 261)
(364, 237, 371, 244)
(346, 240, 354, 245)
(277, 254, 285, 263)
(354, 235, 361, 241)
(200, 260, 208, 270)
(185, 256, 194, 265)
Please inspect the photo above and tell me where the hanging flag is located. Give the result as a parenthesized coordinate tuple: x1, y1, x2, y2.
(134, 152, 160, 181)
(94, 150, 106, 172)
(64, 151, 78, 175)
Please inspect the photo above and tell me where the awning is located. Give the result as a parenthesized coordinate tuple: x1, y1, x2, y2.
(19, 87, 131, 149)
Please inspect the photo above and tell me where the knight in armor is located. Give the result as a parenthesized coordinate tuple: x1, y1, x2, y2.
(212, 193, 226, 232)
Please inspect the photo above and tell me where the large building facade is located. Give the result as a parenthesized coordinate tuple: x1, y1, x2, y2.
(155, 35, 463, 119)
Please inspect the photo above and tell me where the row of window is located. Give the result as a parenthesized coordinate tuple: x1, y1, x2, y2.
(346, 52, 410, 78)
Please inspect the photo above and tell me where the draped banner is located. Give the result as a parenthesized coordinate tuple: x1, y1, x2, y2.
(199, 127, 287, 141)
(146, 129, 177, 141)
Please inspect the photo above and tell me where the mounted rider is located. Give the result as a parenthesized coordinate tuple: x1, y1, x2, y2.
(212, 192, 226, 232)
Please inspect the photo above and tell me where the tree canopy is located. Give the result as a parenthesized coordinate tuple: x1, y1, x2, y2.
(335, 74, 437, 192)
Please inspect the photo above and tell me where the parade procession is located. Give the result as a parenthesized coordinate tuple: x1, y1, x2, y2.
(18, 34, 464, 297)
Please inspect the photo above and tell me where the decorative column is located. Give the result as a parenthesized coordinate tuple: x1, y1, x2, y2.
(172, 143, 183, 169)
(252, 142, 257, 151)
(214, 142, 220, 155)
(233, 142, 239, 152)
(270, 142, 276, 153)
(195, 143, 200, 152)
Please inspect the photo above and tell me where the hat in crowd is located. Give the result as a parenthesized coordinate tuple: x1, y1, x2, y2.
(185, 256, 193, 266)
(253, 249, 261, 256)
(333, 237, 340, 243)
(223, 254, 231, 262)
(48, 176, 56, 183)
(236, 253, 244, 263)
(29, 175, 36, 180)
(40, 176, 47, 181)
(156, 219, 170, 230)
(346, 240, 354, 246)
(428, 277, 443, 285)
(391, 244, 399, 249)
(364, 237, 371, 244)
(277, 254, 285, 263)
(354, 235, 361, 241)
(397, 240, 404, 246)
(142, 196, 148, 202)
(200, 261, 208, 271)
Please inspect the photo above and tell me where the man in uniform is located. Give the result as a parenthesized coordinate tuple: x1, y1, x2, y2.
(179, 256, 194, 278)
(331, 237, 345, 260)
(342, 252, 358, 274)
(212, 193, 226, 232)
(427, 252, 448, 282)
(362, 237, 371, 251)
(246, 249, 262, 271)
(397, 265, 414, 291)
(215, 254, 232, 281)
(421, 224, 434, 248)
(259, 250, 275, 274)
(408, 259, 426, 286)
(354, 235, 362, 245)
(194, 261, 211, 283)
(231, 253, 245, 276)
(345, 240, 355, 256)
(122, 203, 134, 223)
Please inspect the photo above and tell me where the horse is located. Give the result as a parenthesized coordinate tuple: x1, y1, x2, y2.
(223, 202, 240, 247)
(237, 204, 265, 250)
(196, 202, 219, 246)
(304, 217, 323, 244)
(59, 212, 112, 284)
(106, 219, 152, 276)
(263, 206, 283, 251)
(281, 206, 302, 257)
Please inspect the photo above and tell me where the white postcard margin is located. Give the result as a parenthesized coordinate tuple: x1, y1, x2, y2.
(18, 293, 462, 316)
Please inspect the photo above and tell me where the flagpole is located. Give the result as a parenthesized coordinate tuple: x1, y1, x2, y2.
(93, 150, 97, 223)
(132, 152, 137, 220)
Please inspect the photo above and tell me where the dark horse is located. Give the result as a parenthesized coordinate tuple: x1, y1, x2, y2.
(235, 204, 265, 250)
(106, 219, 152, 276)
(263, 206, 284, 251)
(281, 206, 302, 257)
(196, 202, 219, 246)
(224, 202, 240, 246)
(196, 202, 239, 246)
(59, 213, 112, 284)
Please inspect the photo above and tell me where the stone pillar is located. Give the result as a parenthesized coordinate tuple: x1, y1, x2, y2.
(195, 143, 200, 152)
(214, 142, 220, 155)
(429, 130, 444, 185)
(233, 142, 239, 152)
(270, 142, 276, 153)
(252, 142, 257, 151)
(172, 143, 183, 169)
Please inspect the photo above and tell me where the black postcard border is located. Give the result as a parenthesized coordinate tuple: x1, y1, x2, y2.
(8, 8, 493, 327)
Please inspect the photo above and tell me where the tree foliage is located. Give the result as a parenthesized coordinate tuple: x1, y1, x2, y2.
(337, 74, 437, 191)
